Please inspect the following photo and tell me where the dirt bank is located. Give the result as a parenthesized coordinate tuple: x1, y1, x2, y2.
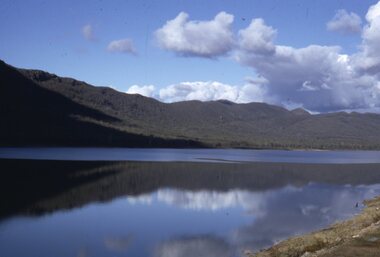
(246, 196, 380, 257)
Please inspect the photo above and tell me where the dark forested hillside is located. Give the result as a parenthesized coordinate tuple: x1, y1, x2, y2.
(2, 60, 380, 149)
(0, 60, 201, 147)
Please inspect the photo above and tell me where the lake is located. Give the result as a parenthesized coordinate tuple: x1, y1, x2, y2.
(1, 148, 380, 257)
(2, 147, 380, 163)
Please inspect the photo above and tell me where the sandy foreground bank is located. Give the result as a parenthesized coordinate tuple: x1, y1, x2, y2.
(246, 196, 380, 257)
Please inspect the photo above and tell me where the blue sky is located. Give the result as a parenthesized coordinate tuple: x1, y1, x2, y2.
(1, 0, 380, 112)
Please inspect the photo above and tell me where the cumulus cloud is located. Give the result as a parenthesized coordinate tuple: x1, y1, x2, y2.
(126, 85, 156, 97)
(82, 24, 96, 41)
(107, 39, 136, 54)
(235, 8, 380, 112)
(326, 9, 362, 34)
(126, 85, 155, 97)
(147, 3, 380, 112)
(159, 81, 239, 102)
(238, 18, 277, 54)
(127, 81, 265, 103)
(155, 12, 235, 58)
(354, 1, 380, 74)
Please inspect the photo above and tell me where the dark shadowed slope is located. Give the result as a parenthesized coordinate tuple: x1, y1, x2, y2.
(0, 60, 201, 147)
(2, 60, 380, 149)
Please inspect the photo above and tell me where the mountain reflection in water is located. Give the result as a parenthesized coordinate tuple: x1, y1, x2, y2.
(1, 159, 380, 257)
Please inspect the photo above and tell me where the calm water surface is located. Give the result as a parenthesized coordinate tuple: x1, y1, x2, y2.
(1, 147, 380, 163)
(1, 149, 380, 257)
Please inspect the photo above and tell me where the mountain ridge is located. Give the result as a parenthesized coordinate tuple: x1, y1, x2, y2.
(2, 60, 380, 149)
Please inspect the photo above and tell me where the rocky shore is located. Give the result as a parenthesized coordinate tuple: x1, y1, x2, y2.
(246, 196, 380, 257)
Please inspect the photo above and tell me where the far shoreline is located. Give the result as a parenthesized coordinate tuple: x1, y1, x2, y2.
(1, 147, 380, 164)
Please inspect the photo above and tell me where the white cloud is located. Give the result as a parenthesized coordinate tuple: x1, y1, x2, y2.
(366, 1, 380, 23)
(237, 80, 267, 103)
(126, 81, 265, 104)
(235, 9, 380, 112)
(158, 81, 239, 102)
(155, 12, 235, 58)
(82, 24, 95, 41)
(326, 9, 362, 34)
(354, 1, 380, 74)
(238, 18, 277, 54)
(126, 85, 155, 97)
(147, 3, 380, 112)
(107, 39, 136, 54)
(300, 81, 319, 92)
(158, 81, 264, 103)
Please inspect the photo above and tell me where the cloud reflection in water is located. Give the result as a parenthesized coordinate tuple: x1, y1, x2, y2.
(126, 183, 380, 255)
(154, 235, 231, 257)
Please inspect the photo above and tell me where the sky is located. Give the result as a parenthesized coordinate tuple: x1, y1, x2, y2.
(1, 0, 380, 113)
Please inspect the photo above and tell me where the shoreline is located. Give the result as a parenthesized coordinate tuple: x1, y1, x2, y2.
(1, 148, 380, 164)
(1, 146, 380, 151)
(246, 196, 380, 257)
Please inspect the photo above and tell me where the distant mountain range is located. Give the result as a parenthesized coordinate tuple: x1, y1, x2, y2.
(1, 59, 380, 149)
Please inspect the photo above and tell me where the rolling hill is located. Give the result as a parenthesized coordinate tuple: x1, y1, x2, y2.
(0, 60, 200, 147)
(2, 59, 380, 149)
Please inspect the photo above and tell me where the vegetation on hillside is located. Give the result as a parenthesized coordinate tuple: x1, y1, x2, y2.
(2, 60, 380, 149)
